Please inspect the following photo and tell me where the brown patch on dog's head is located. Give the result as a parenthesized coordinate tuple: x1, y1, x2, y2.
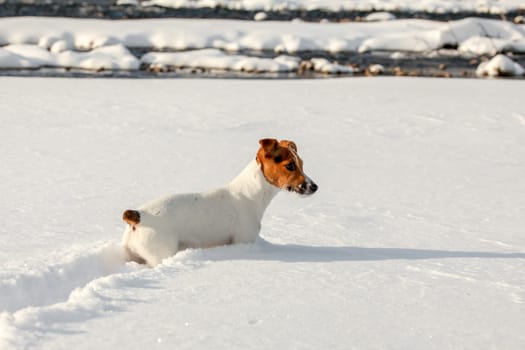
(256, 138, 318, 195)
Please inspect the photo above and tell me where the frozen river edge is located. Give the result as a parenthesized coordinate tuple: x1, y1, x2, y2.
(1, 16, 525, 78)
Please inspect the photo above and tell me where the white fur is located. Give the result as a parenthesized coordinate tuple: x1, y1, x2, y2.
(122, 159, 279, 266)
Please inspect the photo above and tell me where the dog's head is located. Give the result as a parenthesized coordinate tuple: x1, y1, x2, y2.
(256, 138, 318, 195)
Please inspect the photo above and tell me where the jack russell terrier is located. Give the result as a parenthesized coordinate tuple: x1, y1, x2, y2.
(122, 138, 318, 266)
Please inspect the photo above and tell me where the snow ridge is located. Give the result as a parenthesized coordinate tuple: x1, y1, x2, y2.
(1, 239, 524, 349)
(0, 243, 138, 349)
(0, 243, 128, 313)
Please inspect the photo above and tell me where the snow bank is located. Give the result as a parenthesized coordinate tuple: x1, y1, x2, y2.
(141, 49, 352, 74)
(142, 48, 300, 72)
(357, 17, 525, 54)
(143, 0, 525, 14)
(0, 47, 39, 69)
(0, 17, 524, 58)
(476, 54, 525, 76)
(1, 44, 140, 71)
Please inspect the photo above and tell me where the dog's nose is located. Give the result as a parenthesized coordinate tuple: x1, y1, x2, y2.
(300, 181, 318, 194)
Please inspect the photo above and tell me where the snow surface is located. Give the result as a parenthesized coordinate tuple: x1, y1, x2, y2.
(476, 54, 525, 76)
(1, 17, 525, 72)
(364, 11, 397, 22)
(142, 0, 525, 14)
(1, 77, 525, 350)
(141, 48, 301, 73)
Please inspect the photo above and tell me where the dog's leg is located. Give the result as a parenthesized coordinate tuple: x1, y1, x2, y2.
(124, 246, 147, 265)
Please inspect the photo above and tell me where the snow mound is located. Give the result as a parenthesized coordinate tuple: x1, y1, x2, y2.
(476, 54, 525, 76)
(310, 58, 353, 74)
(0, 47, 40, 69)
(358, 17, 525, 53)
(364, 12, 397, 22)
(141, 48, 300, 73)
(368, 63, 385, 75)
(254, 11, 268, 21)
(1, 44, 139, 71)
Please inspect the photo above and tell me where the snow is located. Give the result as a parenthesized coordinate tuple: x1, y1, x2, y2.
(458, 36, 509, 56)
(0, 17, 524, 72)
(1, 77, 524, 349)
(364, 11, 397, 22)
(2, 44, 140, 71)
(476, 54, 525, 76)
(368, 63, 385, 74)
(309, 57, 352, 73)
(253, 11, 268, 21)
(141, 48, 300, 73)
(142, 0, 525, 14)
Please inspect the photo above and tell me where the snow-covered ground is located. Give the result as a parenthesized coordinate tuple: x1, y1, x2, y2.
(1, 77, 524, 349)
(1, 17, 525, 74)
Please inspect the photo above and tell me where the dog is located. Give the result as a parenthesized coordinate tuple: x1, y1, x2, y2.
(121, 138, 318, 266)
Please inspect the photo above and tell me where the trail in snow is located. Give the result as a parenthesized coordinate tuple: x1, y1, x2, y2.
(0, 243, 129, 313)
(5, 238, 522, 317)
(1, 239, 524, 349)
(0, 243, 146, 349)
(2, 236, 524, 348)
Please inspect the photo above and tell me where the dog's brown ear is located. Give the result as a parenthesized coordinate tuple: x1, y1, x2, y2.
(259, 138, 278, 150)
(259, 138, 279, 157)
(279, 140, 297, 152)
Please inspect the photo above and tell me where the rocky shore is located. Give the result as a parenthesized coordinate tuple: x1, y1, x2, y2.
(1, 2, 524, 21)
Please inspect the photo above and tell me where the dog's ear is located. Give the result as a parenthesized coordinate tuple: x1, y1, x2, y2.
(279, 140, 297, 152)
(259, 138, 279, 157)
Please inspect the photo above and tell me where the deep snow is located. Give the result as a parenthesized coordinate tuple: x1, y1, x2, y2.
(0, 77, 524, 349)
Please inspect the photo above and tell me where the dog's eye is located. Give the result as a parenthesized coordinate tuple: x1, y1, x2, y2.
(285, 162, 296, 171)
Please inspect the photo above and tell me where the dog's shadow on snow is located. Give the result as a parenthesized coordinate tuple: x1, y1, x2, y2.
(191, 238, 525, 262)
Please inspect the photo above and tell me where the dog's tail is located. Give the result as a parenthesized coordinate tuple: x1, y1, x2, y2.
(123, 209, 141, 225)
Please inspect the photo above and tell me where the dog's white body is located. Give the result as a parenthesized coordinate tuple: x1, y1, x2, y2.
(122, 138, 317, 266)
(123, 160, 279, 266)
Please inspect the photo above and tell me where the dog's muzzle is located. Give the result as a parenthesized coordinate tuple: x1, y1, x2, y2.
(296, 178, 318, 195)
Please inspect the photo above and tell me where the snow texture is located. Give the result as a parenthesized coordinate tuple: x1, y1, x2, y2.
(476, 54, 525, 76)
(0, 17, 525, 72)
(0, 77, 524, 349)
(364, 11, 397, 22)
(141, 48, 301, 72)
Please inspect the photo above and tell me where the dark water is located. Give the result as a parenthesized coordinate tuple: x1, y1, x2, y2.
(2, 2, 524, 21)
